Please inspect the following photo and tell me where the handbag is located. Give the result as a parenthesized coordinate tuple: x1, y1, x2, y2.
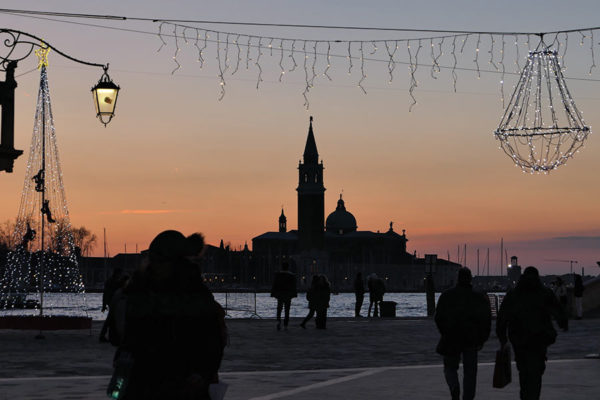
(106, 350, 134, 399)
(493, 343, 512, 388)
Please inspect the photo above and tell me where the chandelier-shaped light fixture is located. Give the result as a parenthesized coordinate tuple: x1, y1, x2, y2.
(494, 43, 590, 173)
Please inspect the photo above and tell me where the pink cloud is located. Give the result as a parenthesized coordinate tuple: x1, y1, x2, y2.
(120, 209, 178, 215)
(98, 209, 199, 215)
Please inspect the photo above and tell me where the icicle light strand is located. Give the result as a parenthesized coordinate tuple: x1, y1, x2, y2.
(148, 22, 600, 112)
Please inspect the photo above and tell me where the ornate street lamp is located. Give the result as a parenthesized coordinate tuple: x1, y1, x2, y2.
(0, 28, 119, 173)
(91, 65, 120, 126)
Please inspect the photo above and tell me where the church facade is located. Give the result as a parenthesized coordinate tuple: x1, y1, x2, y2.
(251, 117, 460, 291)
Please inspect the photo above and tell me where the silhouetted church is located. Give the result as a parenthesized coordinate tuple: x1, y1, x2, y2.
(251, 117, 460, 290)
(72, 118, 460, 291)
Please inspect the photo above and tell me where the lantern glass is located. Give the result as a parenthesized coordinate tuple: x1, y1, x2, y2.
(91, 69, 120, 126)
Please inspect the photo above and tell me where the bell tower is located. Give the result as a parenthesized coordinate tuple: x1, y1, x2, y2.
(297, 116, 325, 250)
(279, 208, 287, 233)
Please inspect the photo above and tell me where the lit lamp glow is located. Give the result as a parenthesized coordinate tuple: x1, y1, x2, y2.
(91, 65, 120, 126)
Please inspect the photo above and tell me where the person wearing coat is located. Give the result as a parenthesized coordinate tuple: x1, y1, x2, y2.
(553, 277, 568, 308)
(313, 275, 331, 329)
(354, 272, 365, 317)
(573, 274, 585, 319)
(270, 262, 298, 331)
(435, 267, 491, 400)
(367, 274, 385, 317)
(105, 273, 130, 346)
(497, 266, 568, 400)
(300, 275, 320, 329)
(100, 268, 124, 342)
(114, 230, 225, 400)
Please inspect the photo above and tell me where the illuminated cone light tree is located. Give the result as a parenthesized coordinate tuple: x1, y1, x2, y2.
(494, 43, 590, 173)
(0, 56, 88, 319)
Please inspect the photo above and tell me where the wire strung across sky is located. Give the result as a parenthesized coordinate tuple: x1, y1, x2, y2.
(2, 8, 600, 108)
(4, 11, 600, 82)
(1, 7, 597, 173)
(1, 8, 599, 36)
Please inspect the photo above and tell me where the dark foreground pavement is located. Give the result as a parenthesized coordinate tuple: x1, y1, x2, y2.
(1, 317, 599, 399)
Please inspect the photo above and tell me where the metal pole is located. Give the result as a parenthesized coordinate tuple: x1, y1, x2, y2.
(39, 69, 46, 319)
(500, 238, 504, 276)
(103, 228, 107, 280)
(570, 261, 573, 275)
(35, 68, 47, 340)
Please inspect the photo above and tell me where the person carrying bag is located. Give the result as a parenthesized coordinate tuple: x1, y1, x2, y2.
(496, 266, 568, 400)
(493, 343, 512, 388)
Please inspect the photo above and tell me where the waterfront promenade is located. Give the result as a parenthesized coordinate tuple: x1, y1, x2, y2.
(1, 317, 599, 399)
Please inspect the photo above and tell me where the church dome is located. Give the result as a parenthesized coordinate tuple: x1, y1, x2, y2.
(326, 195, 357, 234)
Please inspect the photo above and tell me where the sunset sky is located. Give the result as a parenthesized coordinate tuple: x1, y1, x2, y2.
(1, 0, 600, 275)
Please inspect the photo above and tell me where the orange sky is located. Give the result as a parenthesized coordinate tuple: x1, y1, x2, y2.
(1, 1, 600, 275)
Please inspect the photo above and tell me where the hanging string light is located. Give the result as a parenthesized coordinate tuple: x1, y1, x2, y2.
(384, 40, 398, 83)
(451, 36, 458, 91)
(0, 9, 597, 176)
(494, 38, 590, 173)
(407, 39, 422, 111)
(1, 9, 599, 114)
(1, 58, 88, 318)
(155, 21, 580, 110)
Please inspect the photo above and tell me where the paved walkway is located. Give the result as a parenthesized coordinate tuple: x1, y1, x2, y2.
(0, 318, 598, 399)
(1, 359, 598, 399)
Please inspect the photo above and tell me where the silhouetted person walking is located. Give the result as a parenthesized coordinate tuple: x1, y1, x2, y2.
(435, 267, 491, 400)
(314, 275, 331, 329)
(354, 272, 365, 317)
(497, 266, 568, 400)
(270, 262, 297, 331)
(300, 275, 319, 329)
(105, 273, 129, 346)
(112, 230, 225, 400)
(574, 274, 584, 319)
(367, 274, 385, 317)
(100, 267, 124, 343)
(553, 277, 568, 309)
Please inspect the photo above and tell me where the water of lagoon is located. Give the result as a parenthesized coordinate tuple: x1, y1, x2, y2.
(1, 292, 443, 320)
